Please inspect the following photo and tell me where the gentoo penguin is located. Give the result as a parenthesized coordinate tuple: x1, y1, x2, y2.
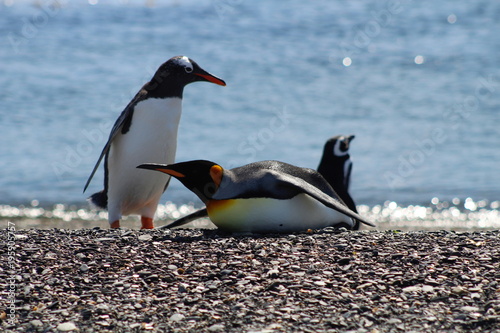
(137, 160, 375, 233)
(83, 56, 226, 229)
(317, 135, 359, 229)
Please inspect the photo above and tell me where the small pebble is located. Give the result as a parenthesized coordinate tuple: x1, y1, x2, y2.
(451, 286, 466, 294)
(207, 324, 225, 331)
(421, 285, 434, 293)
(56, 322, 78, 331)
(138, 234, 153, 241)
(169, 313, 185, 322)
(461, 306, 480, 312)
(402, 286, 421, 293)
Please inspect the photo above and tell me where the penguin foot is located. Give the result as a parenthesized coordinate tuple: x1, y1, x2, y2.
(110, 220, 121, 228)
(141, 217, 154, 229)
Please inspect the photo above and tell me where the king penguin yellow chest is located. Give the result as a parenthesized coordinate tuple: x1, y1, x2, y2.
(206, 194, 351, 233)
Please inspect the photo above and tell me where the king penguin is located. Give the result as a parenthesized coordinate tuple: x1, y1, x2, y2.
(156, 136, 360, 230)
(83, 56, 226, 229)
(317, 135, 360, 229)
(137, 160, 375, 233)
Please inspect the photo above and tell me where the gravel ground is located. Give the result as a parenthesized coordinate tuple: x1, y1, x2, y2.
(1, 227, 500, 332)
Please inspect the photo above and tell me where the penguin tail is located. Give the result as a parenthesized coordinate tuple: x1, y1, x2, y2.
(88, 190, 108, 209)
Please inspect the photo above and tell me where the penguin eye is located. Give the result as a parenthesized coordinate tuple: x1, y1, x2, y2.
(184, 66, 193, 73)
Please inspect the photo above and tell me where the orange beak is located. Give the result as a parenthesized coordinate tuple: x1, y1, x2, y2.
(194, 73, 226, 86)
(136, 164, 185, 178)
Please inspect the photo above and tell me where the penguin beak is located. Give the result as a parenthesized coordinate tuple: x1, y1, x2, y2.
(347, 135, 355, 143)
(193, 69, 226, 86)
(137, 164, 185, 178)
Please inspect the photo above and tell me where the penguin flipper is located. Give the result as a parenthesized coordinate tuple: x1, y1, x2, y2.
(83, 142, 112, 193)
(83, 89, 149, 193)
(158, 208, 208, 229)
(337, 190, 360, 230)
(277, 174, 375, 227)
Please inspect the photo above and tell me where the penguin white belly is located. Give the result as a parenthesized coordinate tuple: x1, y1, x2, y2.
(207, 193, 354, 233)
(107, 98, 182, 220)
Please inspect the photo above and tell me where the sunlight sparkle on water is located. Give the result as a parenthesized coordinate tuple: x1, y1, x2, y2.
(2, 198, 499, 231)
(464, 197, 477, 211)
(414, 55, 425, 65)
(447, 14, 457, 24)
(342, 57, 352, 67)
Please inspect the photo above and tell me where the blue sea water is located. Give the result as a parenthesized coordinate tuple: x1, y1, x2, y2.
(1, 0, 499, 228)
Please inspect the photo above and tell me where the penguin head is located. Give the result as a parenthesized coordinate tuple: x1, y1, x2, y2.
(324, 135, 355, 158)
(145, 56, 226, 98)
(137, 160, 224, 203)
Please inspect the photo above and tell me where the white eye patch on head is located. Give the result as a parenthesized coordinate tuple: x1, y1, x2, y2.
(333, 137, 348, 157)
(175, 56, 193, 72)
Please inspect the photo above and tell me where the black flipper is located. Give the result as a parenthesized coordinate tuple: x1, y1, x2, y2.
(83, 89, 149, 193)
(158, 208, 209, 229)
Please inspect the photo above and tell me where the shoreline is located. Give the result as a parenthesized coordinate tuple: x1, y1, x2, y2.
(3, 216, 499, 232)
(1, 228, 499, 332)
(2, 198, 499, 232)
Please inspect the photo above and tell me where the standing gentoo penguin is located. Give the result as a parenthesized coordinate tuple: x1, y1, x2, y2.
(83, 56, 226, 229)
(317, 135, 360, 229)
(137, 160, 375, 233)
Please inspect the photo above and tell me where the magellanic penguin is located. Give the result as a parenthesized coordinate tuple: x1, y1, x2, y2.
(83, 56, 226, 229)
(137, 160, 375, 233)
(317, 135, 360, 229)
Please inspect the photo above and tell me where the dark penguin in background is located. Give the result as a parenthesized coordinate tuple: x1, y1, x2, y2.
(83, 56, 226, 229)
(138, 160, 375, 233)
(317, 135, 359, 229)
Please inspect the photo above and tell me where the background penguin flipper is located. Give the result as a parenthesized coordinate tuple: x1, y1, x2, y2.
(158, 208, 208, 229)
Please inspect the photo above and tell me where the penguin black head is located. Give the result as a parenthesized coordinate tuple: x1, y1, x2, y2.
(324, 135, 355, 158)
(145, 56, 226, 98)
(137, 160, 222, 203)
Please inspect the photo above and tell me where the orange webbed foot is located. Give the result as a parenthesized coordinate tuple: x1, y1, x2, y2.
(110, 220, 121, 228)
(141, 217, 154, 229)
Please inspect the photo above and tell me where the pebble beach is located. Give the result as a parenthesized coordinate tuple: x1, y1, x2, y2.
(3, 1, 500, 332)
(2, 227, 499, 332)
